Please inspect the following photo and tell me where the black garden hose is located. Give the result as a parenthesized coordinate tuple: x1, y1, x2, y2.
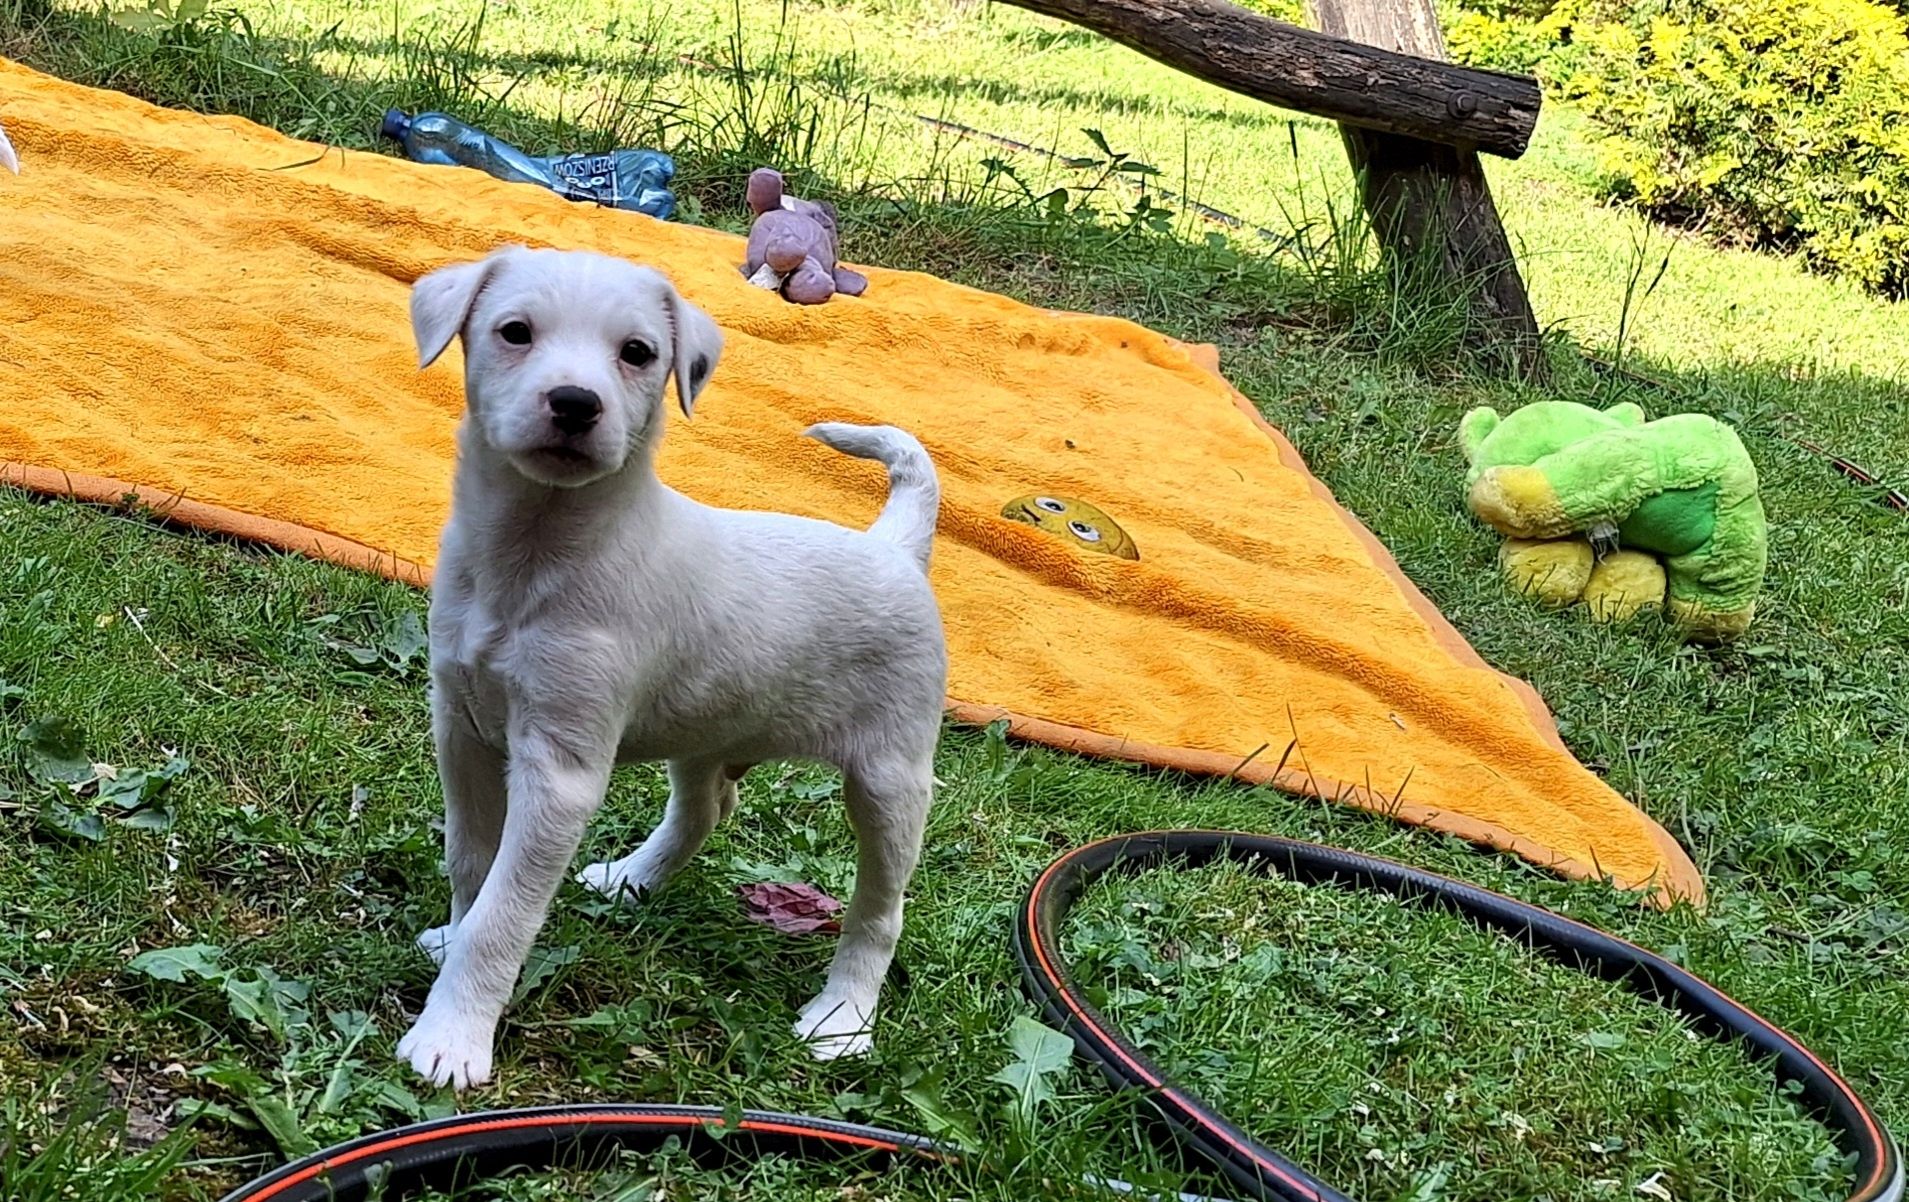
(1013, 831, 1904, 1202)
(216, 1104, 952, 1202)
(221, 832, 1904, 1202)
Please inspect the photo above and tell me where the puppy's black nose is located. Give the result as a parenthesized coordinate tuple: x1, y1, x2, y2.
(547, 386, 602, 435)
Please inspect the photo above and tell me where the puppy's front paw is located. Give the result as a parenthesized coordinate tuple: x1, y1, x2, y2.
(793, 990, 875, 1061)
(416, 924, 456, 967)
(576, 858, 660, 905)
(396, 1006, 495, 1090)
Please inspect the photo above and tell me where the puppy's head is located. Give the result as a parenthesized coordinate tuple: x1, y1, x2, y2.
(410, 246, 723, 488)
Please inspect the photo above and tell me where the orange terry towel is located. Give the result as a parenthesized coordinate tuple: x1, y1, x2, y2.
(0, 60, 1702, 905)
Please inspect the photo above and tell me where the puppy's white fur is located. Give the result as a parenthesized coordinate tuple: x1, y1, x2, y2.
(398, 246, 946, 1089)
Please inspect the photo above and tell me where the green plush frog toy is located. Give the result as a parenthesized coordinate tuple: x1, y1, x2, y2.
(1457, 400, 1767, 642)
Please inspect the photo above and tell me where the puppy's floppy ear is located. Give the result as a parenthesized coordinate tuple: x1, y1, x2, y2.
(664, 284, 724, 419)
(410, 249, 513, 369)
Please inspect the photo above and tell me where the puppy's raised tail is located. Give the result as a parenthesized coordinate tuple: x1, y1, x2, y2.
(805, 422, 940, 568)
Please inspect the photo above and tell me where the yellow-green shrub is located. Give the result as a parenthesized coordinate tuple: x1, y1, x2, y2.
(1444, 7, 1567, 73)
(1550, 0, 1909, 296)
(1235, 0, 1307, 24)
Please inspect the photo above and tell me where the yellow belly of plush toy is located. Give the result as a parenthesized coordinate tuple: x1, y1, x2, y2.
(1500, 540, 1668, 624)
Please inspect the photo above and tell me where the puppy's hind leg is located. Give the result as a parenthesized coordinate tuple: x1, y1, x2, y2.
(795, 754, 931, 1060)
(419, 703, 508, 967)
(577, 758, 728, 904)
(718, 762, 756, 820)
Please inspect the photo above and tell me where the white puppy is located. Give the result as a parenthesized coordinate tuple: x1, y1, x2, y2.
(397, 245, 946, 1090)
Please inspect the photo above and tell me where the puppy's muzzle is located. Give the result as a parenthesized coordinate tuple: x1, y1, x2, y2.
(547, 386, 603, 436)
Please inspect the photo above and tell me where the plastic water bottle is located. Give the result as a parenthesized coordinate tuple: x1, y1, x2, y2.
(379, 109, 676, 220)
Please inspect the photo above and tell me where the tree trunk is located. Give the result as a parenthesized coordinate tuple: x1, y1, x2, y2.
(1310, 0, 1546, 378)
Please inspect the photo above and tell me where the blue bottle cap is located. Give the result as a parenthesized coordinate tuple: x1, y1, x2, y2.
(379, 109, 412, 142)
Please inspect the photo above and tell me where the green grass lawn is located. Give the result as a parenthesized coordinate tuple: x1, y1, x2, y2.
(2, 0, 1907, 1198)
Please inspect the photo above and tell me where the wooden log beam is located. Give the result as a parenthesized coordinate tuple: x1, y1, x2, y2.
(1310, 0, 1545, 376)
(990, 0, 1541, 158)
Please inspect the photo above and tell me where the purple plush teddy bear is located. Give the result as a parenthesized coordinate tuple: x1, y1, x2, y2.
(741, 168, 868, 305)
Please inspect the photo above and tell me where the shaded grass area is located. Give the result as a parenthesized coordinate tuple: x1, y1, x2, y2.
(1, 0, 1907, 1199)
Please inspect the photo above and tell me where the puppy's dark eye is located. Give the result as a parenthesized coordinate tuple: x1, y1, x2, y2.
(620, 339, 656, 368)
(499, 321, 532, 346)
